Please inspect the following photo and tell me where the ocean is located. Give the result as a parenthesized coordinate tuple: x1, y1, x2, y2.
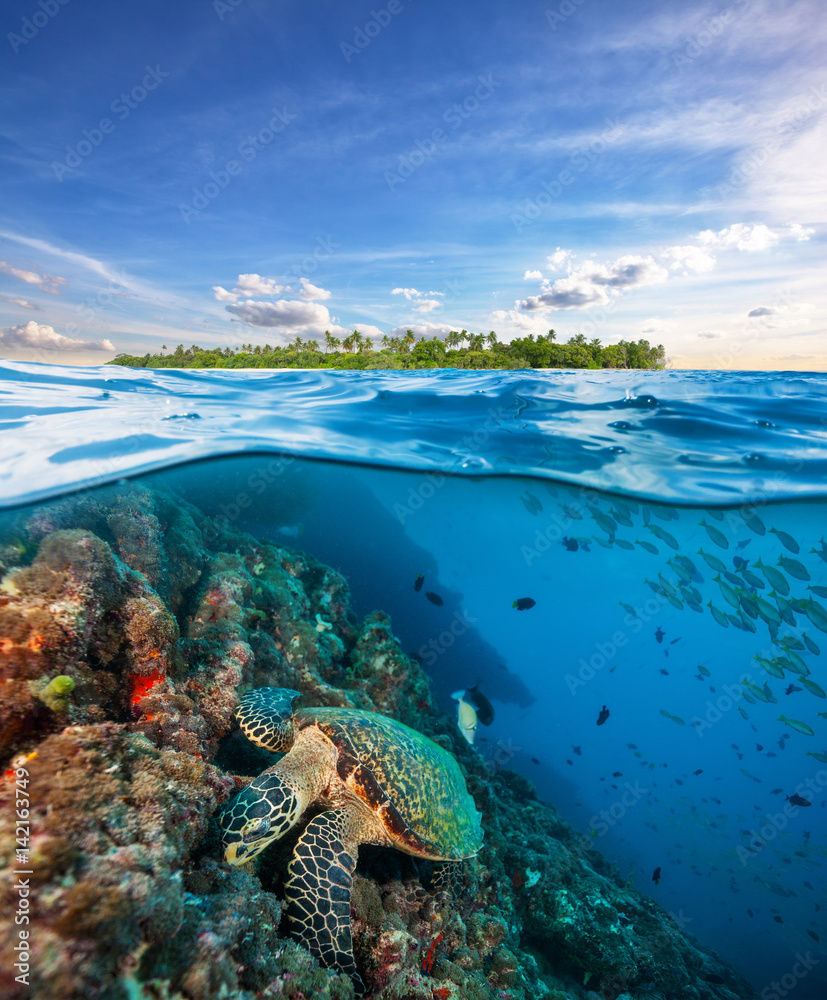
(1, 361, 825, 1000)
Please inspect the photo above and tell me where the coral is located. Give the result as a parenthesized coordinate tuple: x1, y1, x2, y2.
(0, 483, 755, 1000)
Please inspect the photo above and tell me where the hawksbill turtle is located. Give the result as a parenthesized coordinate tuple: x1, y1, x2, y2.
(219, 687, 483, 988)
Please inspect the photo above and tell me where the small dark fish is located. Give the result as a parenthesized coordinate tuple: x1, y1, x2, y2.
(804, 881, 814, 890)
(736, 538, 752, 549)
(770, 788, 784, 795)
(785, 684, 802, 695)
(562, 536, 579, 552)
(531, 757, 539, 764)
(774, 915, 783, 924)
(660, 669, 669, 675)
(766, 751, 776, 758)
(612, 771, 623, 777)
(414, 574, 424, 591)
(808, 929, 820, 942)
(425, 591, 443, 606)
(693, 769, 703, 775)
(756, 744, 763, 751)
(652, 866, 662, 885)
(572, 745, 582, 756)
(670, 637, 681, 645)
(627, 743, 637, 749)
(566, 758, 574, 765)
(655, 627, 665, 643)
(786, 793, 811, 807)
(466, 683, 494, 727)
(597, 705, 610, 726)
(675, 779, 683, 786)
(747, 909, 753, 917)
(513, 597, 536, 610)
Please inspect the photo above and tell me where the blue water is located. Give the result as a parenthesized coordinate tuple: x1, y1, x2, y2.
(2, 361, 827, 998)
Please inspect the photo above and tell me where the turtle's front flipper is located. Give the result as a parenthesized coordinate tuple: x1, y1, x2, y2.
(286, 809, 365, 993)
(432, 859, 464, 899)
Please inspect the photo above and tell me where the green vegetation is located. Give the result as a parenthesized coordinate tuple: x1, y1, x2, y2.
(107, 329, 665, 370)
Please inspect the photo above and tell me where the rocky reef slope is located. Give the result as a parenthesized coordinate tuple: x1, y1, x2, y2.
(0, 484, 755, 1000)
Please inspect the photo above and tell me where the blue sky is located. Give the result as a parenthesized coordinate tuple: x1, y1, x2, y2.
(0, 0, 824, 367)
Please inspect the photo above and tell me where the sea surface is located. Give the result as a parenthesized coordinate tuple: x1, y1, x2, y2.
(2, 361, 826, 998)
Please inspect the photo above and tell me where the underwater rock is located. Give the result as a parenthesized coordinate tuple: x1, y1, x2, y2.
(0, 484, 756, 1000)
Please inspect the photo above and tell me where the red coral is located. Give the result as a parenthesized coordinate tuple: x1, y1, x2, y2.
(421, 932, 444, 974)
(130, 667, 164, 709)
(432, 990, 451, 1000)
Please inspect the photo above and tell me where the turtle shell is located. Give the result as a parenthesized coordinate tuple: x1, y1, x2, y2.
(295, 707, 483, 861)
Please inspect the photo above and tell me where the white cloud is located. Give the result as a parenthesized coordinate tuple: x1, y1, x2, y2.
(213, 273, 291, 302)
(0, 260, 67, 294)
(392, 287, 421, 300)
(0, 294, 37, 309)
(523, 269, 543, 280)
(547, 248, 572, 270)
(662, 245, 717, 274)
(0, 320, 114, 352)
(697, 223, 780, 252)
(412, 299, 442, 313)
(748, 306, 775, 318)
(298, 278, 331, 301)
(225, 299, 331, 329)
(520, 254, 668, 312)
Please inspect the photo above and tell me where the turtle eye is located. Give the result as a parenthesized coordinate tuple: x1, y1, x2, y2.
(243, 816, 271, 842)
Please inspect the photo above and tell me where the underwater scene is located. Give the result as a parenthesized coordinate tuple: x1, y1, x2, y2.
(1, 363, 826, 1000)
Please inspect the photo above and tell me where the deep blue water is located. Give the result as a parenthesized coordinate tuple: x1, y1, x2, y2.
(2, 361, 827, 998)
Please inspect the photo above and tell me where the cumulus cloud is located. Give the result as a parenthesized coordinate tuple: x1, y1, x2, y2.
(225, 299, 331, 329)
(695, 222, 811, 254)
(523, 270, 543, 280)
(0, 320, 114, 352)
(213, 273, 291, 302)
(298, 278, 331, 302)
(748, 306, 775, 318)
(662, 245, 716, 274)
(520, 255, 668, 312)
(0, 260, 67, 294)
(547, 248, 572, 270)
(412, 299, 442, 313)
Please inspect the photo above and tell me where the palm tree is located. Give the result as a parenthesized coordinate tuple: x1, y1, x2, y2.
(290, 336, 304, 352)
(323, 331, 340, 354)
(547, 329, 557, 342)
(459, 329, 470, 348)
(342, 334, 356, 353)
(306, 339, 319, 352)
(445, 331, 460, 350)
(404, 329, 416, 352)
(381, 334, 391, 350)
(486, 331, 498, 349)
(358, 334, 373, 353)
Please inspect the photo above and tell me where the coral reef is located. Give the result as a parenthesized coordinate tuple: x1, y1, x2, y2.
(0, 483, 755, 1000)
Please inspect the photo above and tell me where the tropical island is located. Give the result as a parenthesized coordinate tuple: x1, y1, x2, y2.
(108, 329, 666, 370)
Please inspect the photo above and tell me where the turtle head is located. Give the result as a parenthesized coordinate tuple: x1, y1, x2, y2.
(219, 772, 302, 865)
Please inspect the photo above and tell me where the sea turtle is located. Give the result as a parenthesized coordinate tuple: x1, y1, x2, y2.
(219, 687, 483, 989)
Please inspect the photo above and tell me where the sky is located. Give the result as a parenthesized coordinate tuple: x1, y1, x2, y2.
(0, 0, 825, 368)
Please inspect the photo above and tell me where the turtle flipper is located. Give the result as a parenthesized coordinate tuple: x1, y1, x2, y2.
(432, 859, 464, 899)
(220, 767, 304, 865)
(286, 809, 365, 993)
(236, 687, 300, 751)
